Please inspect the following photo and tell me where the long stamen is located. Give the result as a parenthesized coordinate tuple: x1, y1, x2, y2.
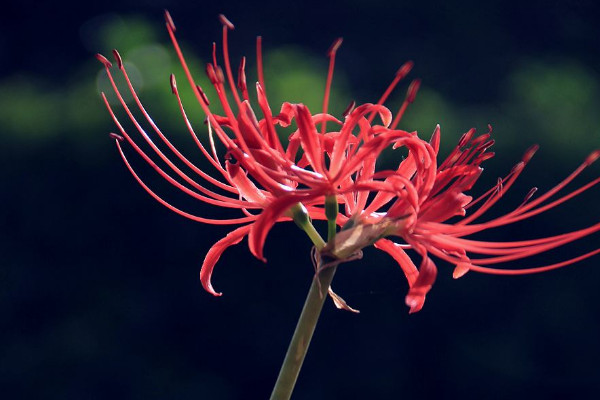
(321, 37, 343, 135)
(237, 56, 250, 101)
(101, 93, 253, 208)
(256, 36, 266, 92)
(218, 14, 243, 108)
(100, 62, 243, 204)
(390, 79, 421, 130)
(170, 75, 240, 190)
(111, 48, 235, 193)
(116, 140, 256, 225)
(368, 61, 413, 124)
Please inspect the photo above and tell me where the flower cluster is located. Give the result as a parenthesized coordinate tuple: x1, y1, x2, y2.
(99, 12, 600, 313)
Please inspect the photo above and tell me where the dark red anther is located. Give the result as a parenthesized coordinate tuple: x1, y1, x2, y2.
(327, 37, 343, 57)
(406, 79, 421, 103)
(95, 53, 112, 68)
(109, 132, 124, 141)
(218, 14, 235, 30)
(164, 10, 176, 32)
(524, 187, 538, 202)
(112, 49, 123, 69)
(511, 161, 525, 174)
(206, 63, 219, 85)
(195, 85, 210, 105)
(215, 66, 225, 85)
(479, 152, 495, 162)
(522, 144, 539, 163)
(458, 128, 476, 147)
(396, 61, 414, 79)
(237, 57, 247, 91)
(478, 139, 495, 152)
(342, 100, 356, 118)
(471, 133, 490, 147)
(169, 74, 177, 94)
(585, 149, 600, 165)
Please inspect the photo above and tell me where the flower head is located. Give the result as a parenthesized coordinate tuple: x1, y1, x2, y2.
(99, 12, 600, 313)
(329, 126, 600, 313)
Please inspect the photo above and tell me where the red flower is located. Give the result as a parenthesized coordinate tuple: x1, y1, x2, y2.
(349, 126, 600, 313)
(100, 12, 600, 313)
(97, 12, 418, 296)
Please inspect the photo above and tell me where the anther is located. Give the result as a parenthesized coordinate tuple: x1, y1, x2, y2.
(206, 63, 219, 85)
(169, 74, 177, 94)
(478, 139, 495, 152)
(112, 49, 123, 69)
(218, 14, 235, 30)
(478, 152, 495, 162)
(522, 144, 539, 163)
(164, 10, 176, 32)
(458, 128, 476, 147)
(216, 66, 225, 85)
(511, 161, 525, 173)
(327, 37, 343, 57)
(396, 61, 414, 79)
(585, 149, 600, 165)
(237, 57, 248, 92)
(406, 79, 421, 103)
(523, 187, 538, 202)
(342, 100, 356, 118)
(471, 133, 490, 147)
(109, 132, 124, 141)
(95, 53, 112, 68)
(195, 85, 210, 105)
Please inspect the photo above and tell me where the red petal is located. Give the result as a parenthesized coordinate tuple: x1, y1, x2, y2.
(293, 104, 324, 174)
(405, 255, 438, 313)
(374, 238, 419, 286)
(248, 193, 312, 262)
(200, 225, 252, 296)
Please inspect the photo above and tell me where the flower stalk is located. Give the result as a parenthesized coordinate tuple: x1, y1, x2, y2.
(270, 259, 337, 400)
(291, 203, 326, 250)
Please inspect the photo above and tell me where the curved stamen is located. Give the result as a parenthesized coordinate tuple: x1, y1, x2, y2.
(116, 140, 257, 224)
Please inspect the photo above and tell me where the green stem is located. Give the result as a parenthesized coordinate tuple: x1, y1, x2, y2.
(302, 221, 326, 250)
(269, 263, 337, 400)
(290, 203, 326, 249)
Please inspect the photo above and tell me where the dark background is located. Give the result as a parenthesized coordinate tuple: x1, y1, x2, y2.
(2, 0, 600, 399)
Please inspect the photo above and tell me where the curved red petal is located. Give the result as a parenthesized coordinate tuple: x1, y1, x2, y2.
(200, 225, 252, 296)
(248, 193, 314, 262)
(374, 238, 419, 286)
(405, 255, 438, 314)
(293, 104, 324, 174)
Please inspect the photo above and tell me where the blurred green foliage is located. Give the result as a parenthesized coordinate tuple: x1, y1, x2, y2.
(2, 15, 599, 164)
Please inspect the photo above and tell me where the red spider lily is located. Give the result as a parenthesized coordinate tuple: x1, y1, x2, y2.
(97, 12, 420, 297)
(99, 12, 600, 313)
(336, 125, 600, 313)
